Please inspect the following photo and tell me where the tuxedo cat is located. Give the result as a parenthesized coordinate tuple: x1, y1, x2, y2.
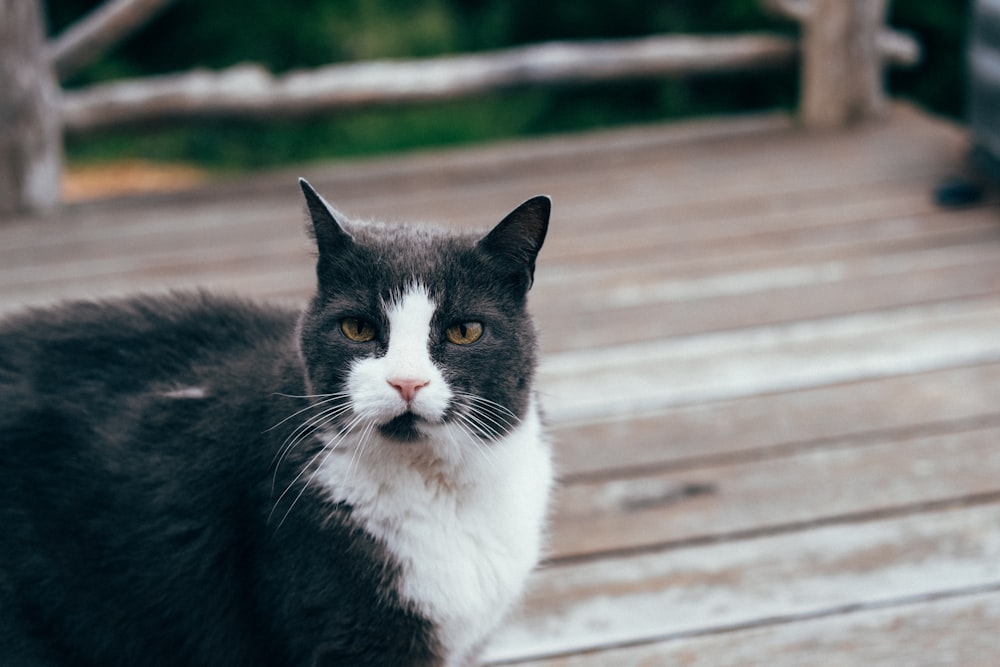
(0, 180, 553, 666)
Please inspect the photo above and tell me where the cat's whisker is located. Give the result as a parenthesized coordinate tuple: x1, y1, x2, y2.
(270, 410, 369, 528)
(277, 416, 376, 531)
(344, 416, 378, 488)
(448, 419, 501, 474)
(270, 405, 352, 481)
(456, 404, 511, 442)
(265, 392, 350, 432)
(272, 391, 349, 400)
(452, 412, 505, 460)
(454, 410, 496, 441)
(465, 406, 512, 440)
(270, 402, 355, 494)
(453, 394, 521, 442)
(272, 401, 352, 467)
(453, 391, 520, 424)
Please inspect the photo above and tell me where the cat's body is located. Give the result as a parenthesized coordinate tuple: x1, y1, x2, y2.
(0, 181, 553, 666)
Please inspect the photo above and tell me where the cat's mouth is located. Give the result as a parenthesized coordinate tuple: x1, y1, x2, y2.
(378, 411, 425, 442)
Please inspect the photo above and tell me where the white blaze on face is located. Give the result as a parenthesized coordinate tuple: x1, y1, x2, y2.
(347, 284, 452, 426)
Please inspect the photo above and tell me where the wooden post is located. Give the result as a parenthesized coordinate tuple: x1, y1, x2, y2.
(0, 0, 62, 217)
(799, 0, 889, 128)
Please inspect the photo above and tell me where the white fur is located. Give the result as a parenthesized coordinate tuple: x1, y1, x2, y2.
(313, 285, 553, 664)
(346, 286, 453, 425)
(162, 385, 207, 399)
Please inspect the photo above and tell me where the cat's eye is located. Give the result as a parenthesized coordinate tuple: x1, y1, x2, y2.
(341, 317, 377, 342)
(445, 321, 484, 345)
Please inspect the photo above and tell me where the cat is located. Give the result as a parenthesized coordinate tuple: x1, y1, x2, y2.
(0, 179, 553, 667)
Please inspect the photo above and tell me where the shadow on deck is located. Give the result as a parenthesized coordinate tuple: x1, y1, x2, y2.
(4, 103, 1000, 664)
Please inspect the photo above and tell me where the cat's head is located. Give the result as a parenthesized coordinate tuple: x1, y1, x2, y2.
(296, 179, 549, 449)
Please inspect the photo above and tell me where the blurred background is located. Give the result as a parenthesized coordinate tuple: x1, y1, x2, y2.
(47, 0, 969, 173)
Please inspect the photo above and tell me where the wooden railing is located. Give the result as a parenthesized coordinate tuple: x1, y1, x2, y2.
(1, 0, 919, 215)
(62, 0, 919, 134)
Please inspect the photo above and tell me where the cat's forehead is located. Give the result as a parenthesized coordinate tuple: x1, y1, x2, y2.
(346, 219, 478, 255)
(321, 220, 501, 309)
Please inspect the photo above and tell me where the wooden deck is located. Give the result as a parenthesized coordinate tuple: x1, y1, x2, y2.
(4, 103, 1000, 664)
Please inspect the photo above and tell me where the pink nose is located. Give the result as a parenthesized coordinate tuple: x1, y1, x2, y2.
(388, 378, 429, 403)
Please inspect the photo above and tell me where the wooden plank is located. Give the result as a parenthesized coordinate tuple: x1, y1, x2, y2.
(0, 169, 951, 269)
(2, 111, 792, 229)
(542, 200, 999, 277)
(501, 588, 1000, 666)
(0, 134, 960, 266)
(549, 422, 1000, 558)
(3, 198, 989, 307)
(0, 180, 968, 301)
(551, 361, 1000, 479)
(539, 296, 1000, 423)
(3, 191, 993, 325)
(537, 244, 1000, 353)
(3, 104, 963, 241)
(484, 503, 1000, 662)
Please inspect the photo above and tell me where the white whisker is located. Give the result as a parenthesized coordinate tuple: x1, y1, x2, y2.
(270, 410, 369, 529)
(449, 419, 501, 473)
(456, 404, 510, 442)
(265, 392, 350, 432)
(466, 406, 512, 439)
(272, 401, 352, 466)
(344, 417, 378, 487)
(453, 391, 520, 424)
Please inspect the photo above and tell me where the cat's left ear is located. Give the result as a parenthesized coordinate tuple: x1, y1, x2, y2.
(299, 178, 354, 255)
(479, 195, 551, 291)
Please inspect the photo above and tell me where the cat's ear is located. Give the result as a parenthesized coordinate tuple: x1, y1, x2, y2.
(299, 178, 354, 255)
(478, 195, 551, 291)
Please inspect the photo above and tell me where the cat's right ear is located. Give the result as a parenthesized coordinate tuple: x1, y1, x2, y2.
(299, 178, 354, 255)
(479, 195, 551, 292)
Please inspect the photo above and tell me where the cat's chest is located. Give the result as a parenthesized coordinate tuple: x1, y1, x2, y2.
(314, 405, 552, 664)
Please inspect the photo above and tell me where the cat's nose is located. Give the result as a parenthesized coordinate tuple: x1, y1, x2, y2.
(388, 377, 429, 403)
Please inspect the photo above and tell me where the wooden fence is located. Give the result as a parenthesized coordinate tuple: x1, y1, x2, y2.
(0, 0, 919, 215)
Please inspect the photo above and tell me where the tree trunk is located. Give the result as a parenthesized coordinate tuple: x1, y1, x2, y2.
(0, 0, 62, 217)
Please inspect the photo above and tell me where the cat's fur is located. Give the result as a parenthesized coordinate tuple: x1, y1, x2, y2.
(0, 180, 553, 666)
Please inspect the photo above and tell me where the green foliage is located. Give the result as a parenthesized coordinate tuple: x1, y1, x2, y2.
(48, 0, 969, 170)
(890, 0, 972, 119)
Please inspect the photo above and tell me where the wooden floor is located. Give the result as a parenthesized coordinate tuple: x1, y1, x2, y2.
(4, 103, 1000, 664)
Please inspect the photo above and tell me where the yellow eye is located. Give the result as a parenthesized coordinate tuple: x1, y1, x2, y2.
(341, 317, 376, 342)
(446, 321, 483, 345)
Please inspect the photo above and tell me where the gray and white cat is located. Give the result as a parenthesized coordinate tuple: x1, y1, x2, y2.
(0, 179, 553, 666)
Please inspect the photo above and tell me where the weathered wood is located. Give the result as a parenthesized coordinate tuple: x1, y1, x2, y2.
(800, 0, 890, 127)
(550, 423, 1000, 558)
(0, 0, 61, 217)
(505, 590, 1000, 666)
(485, 503, 1000, 662)
(553, 362, 1000, 479)
(538, 207, 998, 285)
(1, 187, 988, 304)
(59, 34, 800, 133)
(762, 0, 920, 66)
(0, 105, 972, 308)
(540, 297, 1000, 423)
(760, 0, 812, 23)
(48, 0, 175, 81)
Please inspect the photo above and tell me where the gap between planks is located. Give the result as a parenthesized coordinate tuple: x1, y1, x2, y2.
(489, 584, 1000, 666)
(484, 502, 1000, 663)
